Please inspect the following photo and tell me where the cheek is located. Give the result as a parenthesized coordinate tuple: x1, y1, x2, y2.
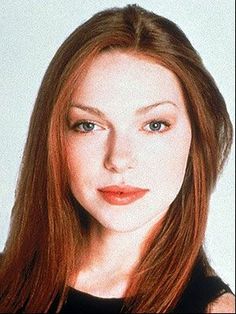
(66, 137, 105, 185)
(141, 133, 191, 196)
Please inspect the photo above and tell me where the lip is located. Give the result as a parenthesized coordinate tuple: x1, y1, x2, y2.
(97, 185, 149, 205)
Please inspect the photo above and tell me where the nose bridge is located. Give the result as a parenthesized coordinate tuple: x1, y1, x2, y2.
(104, 129, 137, 173)
(112, 129, 131, 154)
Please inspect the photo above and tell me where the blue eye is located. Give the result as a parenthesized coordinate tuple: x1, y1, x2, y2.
(79, 122, 95, 132)
(144, 120, 170, 133)
(149, 121, 162, 131)
(72, 121, 102, 133)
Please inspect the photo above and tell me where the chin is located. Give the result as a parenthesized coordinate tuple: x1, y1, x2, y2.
(104, 222, 145, 233)
(96, 214, 163, 234)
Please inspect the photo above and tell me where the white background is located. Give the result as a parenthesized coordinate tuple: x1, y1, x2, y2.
(0, 0, 235, 292)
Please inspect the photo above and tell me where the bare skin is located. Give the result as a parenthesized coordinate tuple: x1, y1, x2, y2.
(74, 215, 163, 297)
(207, 293, 235, 313)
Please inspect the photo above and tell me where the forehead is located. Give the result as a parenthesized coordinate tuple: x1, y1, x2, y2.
(72, 51, 185, 113)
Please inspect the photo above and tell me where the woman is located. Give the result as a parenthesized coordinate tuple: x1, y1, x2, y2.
(0, 4, 234, 313)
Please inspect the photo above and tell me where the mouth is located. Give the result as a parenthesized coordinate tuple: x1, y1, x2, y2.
(97, 185, 149, 205)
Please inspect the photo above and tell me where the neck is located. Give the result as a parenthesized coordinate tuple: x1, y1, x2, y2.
(72, 215, 164, 298)
(82, 216, 163, 276)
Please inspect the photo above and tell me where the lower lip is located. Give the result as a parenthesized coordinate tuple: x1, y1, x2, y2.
(98, 190, 149, 205)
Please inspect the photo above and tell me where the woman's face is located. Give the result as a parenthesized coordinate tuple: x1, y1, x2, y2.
(66, 51, 192, 232)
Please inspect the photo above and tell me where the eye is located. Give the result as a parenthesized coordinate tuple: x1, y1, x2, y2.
(143, 120, 171, 133)
(70, 120, 103, 133)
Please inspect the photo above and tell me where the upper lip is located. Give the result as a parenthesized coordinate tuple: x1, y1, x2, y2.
(97, 185, 149, 193)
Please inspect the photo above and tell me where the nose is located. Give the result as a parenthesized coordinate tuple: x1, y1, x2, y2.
(104, 132, 138, 173)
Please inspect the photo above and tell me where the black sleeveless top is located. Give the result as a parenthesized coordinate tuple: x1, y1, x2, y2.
(53, 260, 233, 314)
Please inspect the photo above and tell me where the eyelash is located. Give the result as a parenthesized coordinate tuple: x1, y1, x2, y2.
(70, 119, 171, 135)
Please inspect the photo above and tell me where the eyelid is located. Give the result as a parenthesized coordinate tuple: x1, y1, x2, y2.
(69, 119, 99, 126)
(143, 117, 171, 125)
(68, 109, 112, 128)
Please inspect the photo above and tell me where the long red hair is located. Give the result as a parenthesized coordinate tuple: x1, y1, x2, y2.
(0, 4, 233, 313)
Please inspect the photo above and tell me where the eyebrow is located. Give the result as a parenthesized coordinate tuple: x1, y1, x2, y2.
(70, 101, 177, 118)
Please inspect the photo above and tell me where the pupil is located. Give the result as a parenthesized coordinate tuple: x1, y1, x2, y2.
(150, 122, 161, 131)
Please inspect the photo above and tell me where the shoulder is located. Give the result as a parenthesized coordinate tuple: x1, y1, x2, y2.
(173, 272, 234, 313)
(207, 292, 235, 313)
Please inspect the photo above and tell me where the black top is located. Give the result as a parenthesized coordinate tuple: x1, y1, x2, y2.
(1, 254, 233, 313)
(53, 262, 233, 314)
